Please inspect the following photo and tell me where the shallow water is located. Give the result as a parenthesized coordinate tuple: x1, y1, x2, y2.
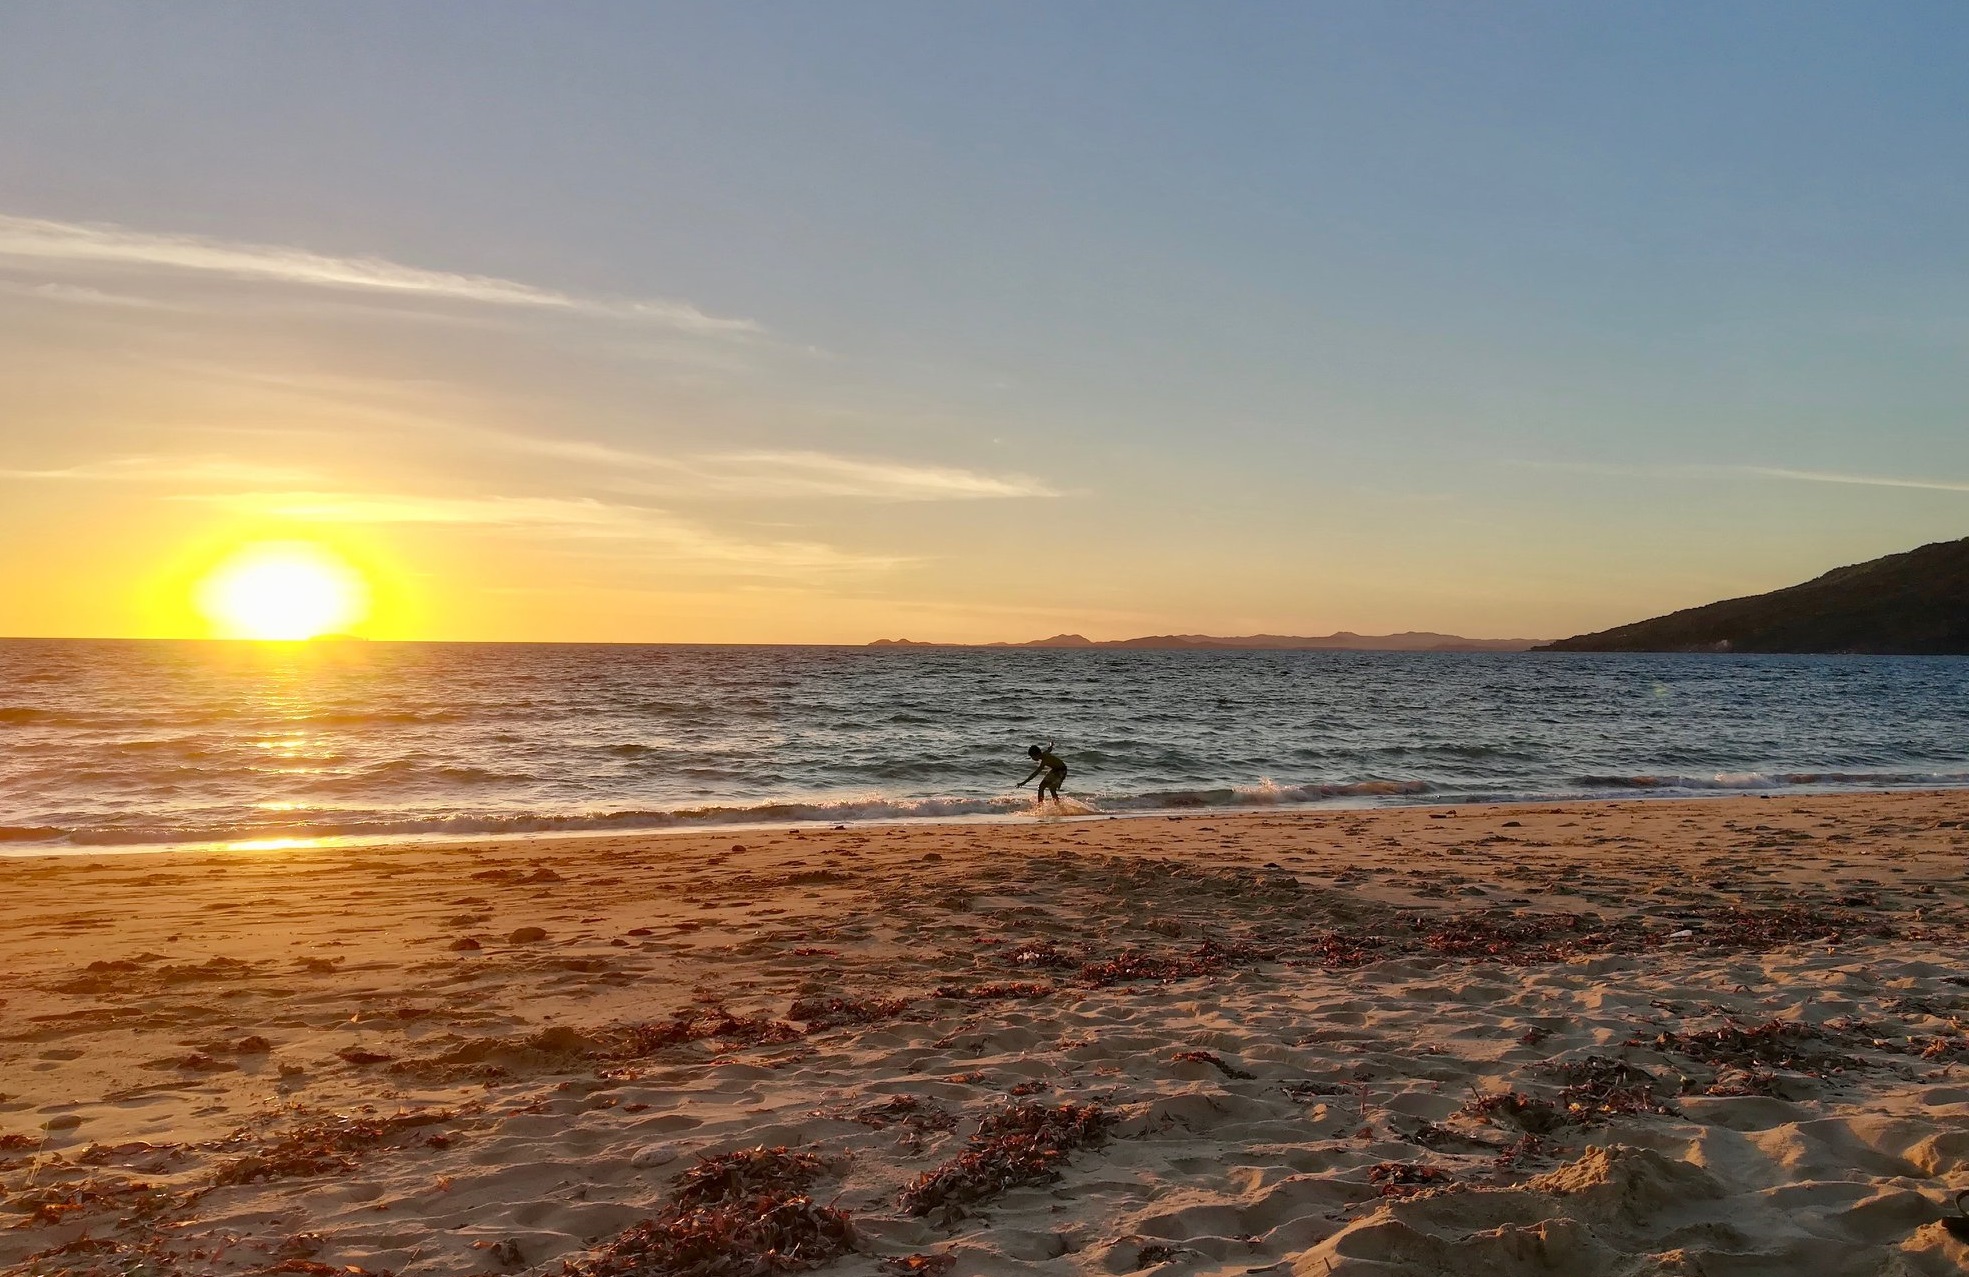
(2, 639, 1966, 849)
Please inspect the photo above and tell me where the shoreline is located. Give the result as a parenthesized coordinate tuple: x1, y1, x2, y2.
(5, 789, 1969, 1274)
(8, 778, 1969, 861)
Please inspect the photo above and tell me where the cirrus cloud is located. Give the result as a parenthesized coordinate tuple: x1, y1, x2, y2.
(0, 213, 757, 335)
(185, 488, 903, 575)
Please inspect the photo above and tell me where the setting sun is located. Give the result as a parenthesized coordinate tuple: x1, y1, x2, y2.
(194, 542, 369, 640)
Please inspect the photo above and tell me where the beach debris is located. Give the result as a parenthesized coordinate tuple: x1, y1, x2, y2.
(449, 937, 482, 951)
(144, 1050, 233, 1073)
(1404, 1120, 1487, 1150)
(507, 926, 549, 943)
(9, 1176, 178, 1227)
(1546, 1056, 1678, 1123)
(1367, 1161, 1454, 1197)
(1281, 1080, 1357, 1102)
(882, 1254, 956, 1275)
(1007, 941, 1075, 969)
(1918, 1035, 1969, 1060)
(1460, 1057, 1676, 1136)
(841, 1094, 959, 1137)
(930, 981, 1053, 1000)
(561, 1145, 850, 1277)
(1134, 1243, 1191, 1267)
(605, 1006, 805, 1057)
(671, 1147, 827, 1208)
(1078, 939, 1275, 988)
(1703, 1069, 1786, 1097)
(1462, 1090, 1566, 1135)
(211, 1108, 455, 1185)
(899, 1101, 1112, 1217)
(788, 995, 914, 1031)
(1492, 1133, 1558, 1169)
(1295, 931, 1387, 968)
(1169, 1050, 1256, 1080)
(475, 1238, 526, 1269)
(1694, 904, 1888, 948)
(1634, 1019, 1860, 1080)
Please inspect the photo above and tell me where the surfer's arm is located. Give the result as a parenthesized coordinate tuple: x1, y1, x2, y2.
(1018, 766, 1043, 786)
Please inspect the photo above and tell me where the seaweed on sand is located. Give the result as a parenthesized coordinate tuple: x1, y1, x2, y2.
(1633, 1019, 1861, 1078)
(1005, 942, 1075, 970)
(1295, 931, 1387, 969)
(562, 1147, 851, 1277)
(1077, 939, 1275, 988)
(670, 1148, 827, 1208)
(1367, 1162, 1454, 1198)
(787, 996, 914, 1031)
(1461, 1090, 1566, 1136)
(1491, 1133, 1557, 1169)
(1416, 910, 1653, 964)
(842, 1095, 958, 1135)
(929, 981, 1053, 1000)
(9, 1176, 178, 1226)
(1169, 1050, 1256, 1080)
(1460, 1057, 1676, 1139)
(563, 1199, 851, 1277)
(898, 1102, 1111, 1217)
(607, 1008, 804, 1057)
(1693, 904, 1890, 948)
(211, 1108, 455, 1185)
(1546, 1056, 1678, 1123)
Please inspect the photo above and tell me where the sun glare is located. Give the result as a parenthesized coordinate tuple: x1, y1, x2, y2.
(195, 542, 369, 640)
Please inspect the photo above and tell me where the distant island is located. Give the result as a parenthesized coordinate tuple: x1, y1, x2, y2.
(870, 631, 1543, 652)
(1540, 536, 1969, 655)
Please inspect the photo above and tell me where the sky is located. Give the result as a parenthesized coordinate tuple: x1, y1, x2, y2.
(1, 2, 1966, 643)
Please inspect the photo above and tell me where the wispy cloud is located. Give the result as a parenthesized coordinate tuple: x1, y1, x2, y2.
(1740, 467, 1969, 494)
(2, 280, 185, 311)
(1509, 458, 1969, 494)
(478, 429, 1059, 501)
(191, 489, 901, 574)
(697, 451, 1058, 500)
(0, 455, 318, 485)
(0, 214, 758, 335)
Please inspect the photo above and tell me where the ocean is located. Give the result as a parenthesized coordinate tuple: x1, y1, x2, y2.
(2, 638, 1966, 852)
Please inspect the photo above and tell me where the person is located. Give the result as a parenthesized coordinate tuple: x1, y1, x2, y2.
(1018, 741, 1068, 804)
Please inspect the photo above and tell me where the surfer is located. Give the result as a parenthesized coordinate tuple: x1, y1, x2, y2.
(1018, 742, 1068, 804)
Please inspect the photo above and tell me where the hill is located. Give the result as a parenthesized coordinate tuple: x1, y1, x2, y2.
(1539, 537, 1969, 654)
(869, 631, 1542, 652)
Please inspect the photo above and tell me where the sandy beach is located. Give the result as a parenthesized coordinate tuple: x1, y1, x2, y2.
(5, 791, 1969, 1276)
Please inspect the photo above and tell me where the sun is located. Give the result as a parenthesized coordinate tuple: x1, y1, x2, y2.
(195, 542, 370, 640)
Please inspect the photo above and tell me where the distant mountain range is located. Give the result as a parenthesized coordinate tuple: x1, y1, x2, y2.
(869, 631, 1543, 652)
(1540, 536, 1969, 654)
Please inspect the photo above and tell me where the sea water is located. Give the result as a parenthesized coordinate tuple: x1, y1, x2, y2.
(2, 638, 1965, 851)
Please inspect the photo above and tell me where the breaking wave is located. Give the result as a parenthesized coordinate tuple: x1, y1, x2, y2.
(10, 769, 1969, 851)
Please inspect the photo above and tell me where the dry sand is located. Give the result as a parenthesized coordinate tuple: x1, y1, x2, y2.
(4, 791, 1969, 1276)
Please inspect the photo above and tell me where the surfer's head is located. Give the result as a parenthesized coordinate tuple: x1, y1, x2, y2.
(1028, 745, 1044, 760)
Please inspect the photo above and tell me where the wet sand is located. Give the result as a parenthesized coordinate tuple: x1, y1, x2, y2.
(4, 791, 1969, 1276)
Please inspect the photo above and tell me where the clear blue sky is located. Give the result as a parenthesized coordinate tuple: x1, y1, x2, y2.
(1, 3, 1964, 640)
